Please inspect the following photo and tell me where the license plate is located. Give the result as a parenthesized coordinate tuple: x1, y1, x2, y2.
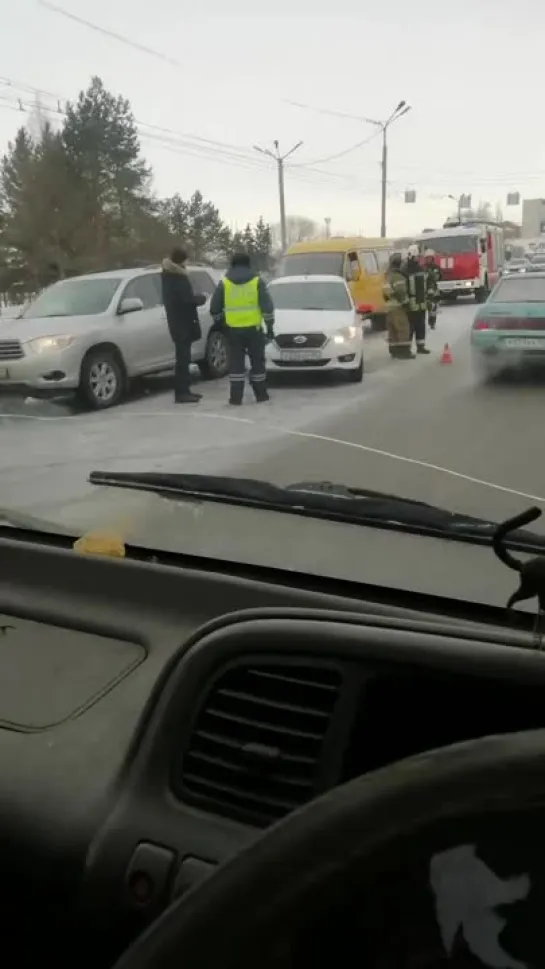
(0, 368, 9, 379)
(280, 350, 322, 362)
(503, 337, 545, 349)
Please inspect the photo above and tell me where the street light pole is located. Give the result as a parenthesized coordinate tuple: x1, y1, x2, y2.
(253, 140, 303, 252)
(373, 101, 411, 238)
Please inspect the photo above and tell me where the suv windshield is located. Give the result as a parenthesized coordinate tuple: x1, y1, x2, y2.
(277, 253, 345, 276)
(22, 278, 122, 318)
(269, 280, 352, 310)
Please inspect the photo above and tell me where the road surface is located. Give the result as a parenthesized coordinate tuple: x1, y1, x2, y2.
(1, 301, 544, 533)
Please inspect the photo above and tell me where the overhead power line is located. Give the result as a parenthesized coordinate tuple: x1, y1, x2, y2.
(37, 0, 183, 68)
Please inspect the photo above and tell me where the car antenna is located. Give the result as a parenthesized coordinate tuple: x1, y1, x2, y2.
(493, 506, 545, 648)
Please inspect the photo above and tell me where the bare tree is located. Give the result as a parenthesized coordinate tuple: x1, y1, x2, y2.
(272, 215, 318, 248)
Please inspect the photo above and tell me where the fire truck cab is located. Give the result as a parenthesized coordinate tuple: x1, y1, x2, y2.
(416, 220, 504, 303)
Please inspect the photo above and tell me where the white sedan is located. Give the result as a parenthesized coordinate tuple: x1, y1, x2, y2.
(266, 275, 364, 382)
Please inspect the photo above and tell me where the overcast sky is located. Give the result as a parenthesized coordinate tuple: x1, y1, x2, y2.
(2, 0, 542, 237)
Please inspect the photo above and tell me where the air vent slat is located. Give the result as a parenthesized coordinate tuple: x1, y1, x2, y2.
(182, 772, 304, 814)
(217, 687, 332, 720)
(186, 750, 314, 789)
(193, 729, 316, 766)
(204, 707, 324, 742)
(177, 661, 342, 827)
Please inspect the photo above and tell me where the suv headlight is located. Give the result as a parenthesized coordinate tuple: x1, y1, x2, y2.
(333, 325, 359, 344)
(26, 335, 75, 354)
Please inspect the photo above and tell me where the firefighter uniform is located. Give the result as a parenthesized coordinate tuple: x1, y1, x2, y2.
(210, 253, 275, 405)
(406, 244, 430, 354)
(383, 255, 414, 359)
(425, 250, 442, 330)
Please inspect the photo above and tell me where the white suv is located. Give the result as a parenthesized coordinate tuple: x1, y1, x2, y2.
(0, 265, 228, 409)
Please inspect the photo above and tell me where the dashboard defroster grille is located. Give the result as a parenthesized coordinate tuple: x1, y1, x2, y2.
(177, 661, 342, 827)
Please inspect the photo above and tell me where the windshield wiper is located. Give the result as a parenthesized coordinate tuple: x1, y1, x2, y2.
(88, 470, 545, 554)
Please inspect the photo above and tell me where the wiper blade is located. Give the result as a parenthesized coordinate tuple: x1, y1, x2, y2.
(89, 471, 545, 554)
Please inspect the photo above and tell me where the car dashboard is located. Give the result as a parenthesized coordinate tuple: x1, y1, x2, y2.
(1, 527, 545, 968)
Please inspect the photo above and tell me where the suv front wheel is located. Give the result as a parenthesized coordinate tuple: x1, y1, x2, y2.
(79, 348, 126, 410)
(198, 328, 229, 379)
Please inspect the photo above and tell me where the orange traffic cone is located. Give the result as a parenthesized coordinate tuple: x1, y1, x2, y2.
(440, 343, 453, 364)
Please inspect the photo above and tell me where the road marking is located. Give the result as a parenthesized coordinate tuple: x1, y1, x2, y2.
(4, 405, 544, 506)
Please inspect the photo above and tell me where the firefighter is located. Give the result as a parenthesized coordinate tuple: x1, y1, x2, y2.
(210, 251, 275, 405)
(424, 248, 442, 331)
(405, 244, 430, 354)
(383, 252, 414, 360)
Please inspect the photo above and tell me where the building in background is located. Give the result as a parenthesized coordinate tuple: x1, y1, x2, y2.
(522, 199, 545, 238)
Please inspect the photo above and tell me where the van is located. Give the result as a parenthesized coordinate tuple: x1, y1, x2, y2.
(277, 237, 395, 330)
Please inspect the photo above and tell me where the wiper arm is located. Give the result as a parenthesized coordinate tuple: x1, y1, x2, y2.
(89, 471, 545, 554)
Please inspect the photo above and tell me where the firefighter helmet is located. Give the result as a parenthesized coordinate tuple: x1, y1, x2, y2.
(424, 248, 435, 258)
(407, 244, 420, 259)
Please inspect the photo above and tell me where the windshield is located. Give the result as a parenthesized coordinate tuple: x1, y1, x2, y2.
(490, 277, 545, 302)
(420, 235, 479, 255)
(2, 35, 544, 608)
(269, 280, 352, 310)
(22, 278, 122, 319)
(277, 253, 344, 277)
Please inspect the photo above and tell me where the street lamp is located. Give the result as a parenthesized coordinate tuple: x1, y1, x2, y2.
(363, 101, 411, 238)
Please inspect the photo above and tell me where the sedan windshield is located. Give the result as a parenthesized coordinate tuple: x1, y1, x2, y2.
(269, 281, 352, 311)
(490, 277, 545, 302)
(22, 278, 122, 318)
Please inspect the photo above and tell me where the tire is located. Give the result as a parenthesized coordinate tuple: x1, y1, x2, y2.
(346, 354, 364, 383)
(78, 348, 125, 410)
(475, 280, 489, 304)
(198, 328, 229, 380)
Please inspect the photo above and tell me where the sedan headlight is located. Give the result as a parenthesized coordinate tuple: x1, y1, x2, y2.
(333, 325, 359, 344)
(26, 335, 75, 354)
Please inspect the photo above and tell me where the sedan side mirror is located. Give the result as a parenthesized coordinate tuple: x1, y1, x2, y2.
(118, 297, 144, 315)
(357, 303, 374, 318)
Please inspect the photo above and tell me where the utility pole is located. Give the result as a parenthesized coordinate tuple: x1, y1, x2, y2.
(253, 140, 303, 252)
(324, 217, 331, 238)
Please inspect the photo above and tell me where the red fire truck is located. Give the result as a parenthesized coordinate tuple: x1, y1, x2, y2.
(415, 220, 505, 303)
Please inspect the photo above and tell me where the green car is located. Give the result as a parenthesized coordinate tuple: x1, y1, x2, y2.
(471, 271, 545, 379)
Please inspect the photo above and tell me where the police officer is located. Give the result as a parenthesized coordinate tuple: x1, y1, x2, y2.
(210, 252, 275, 405)
(383, 253, 414, 359)
(405, 244, 430, 354)
(424, 248, 442, 331)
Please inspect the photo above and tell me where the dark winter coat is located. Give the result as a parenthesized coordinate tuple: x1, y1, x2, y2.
(161, 258, 206, 343)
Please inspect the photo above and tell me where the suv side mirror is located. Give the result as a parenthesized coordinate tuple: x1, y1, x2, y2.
(118, 297, 144, 315)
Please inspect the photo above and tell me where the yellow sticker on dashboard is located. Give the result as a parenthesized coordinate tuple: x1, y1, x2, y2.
(73, 531, 126, 558)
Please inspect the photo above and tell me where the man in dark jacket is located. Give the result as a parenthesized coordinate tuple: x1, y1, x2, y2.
(210, 252, 275, 405)
(161, 247, 207, 404)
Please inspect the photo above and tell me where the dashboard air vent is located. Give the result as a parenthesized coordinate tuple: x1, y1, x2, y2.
(178, 661, 342, 827)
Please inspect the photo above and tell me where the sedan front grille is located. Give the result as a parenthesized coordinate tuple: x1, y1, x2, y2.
(0, 340, 24, 360)
(274, 333, 326, 349)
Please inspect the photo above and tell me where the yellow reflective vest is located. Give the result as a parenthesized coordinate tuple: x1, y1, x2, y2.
(223, 277, 262, 328)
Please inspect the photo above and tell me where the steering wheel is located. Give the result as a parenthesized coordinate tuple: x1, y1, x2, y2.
(114, 730, 545, 969)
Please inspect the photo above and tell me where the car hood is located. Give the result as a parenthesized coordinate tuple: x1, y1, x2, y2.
(273, 310, 354, 333)
(0, 315, 103, 340)
(0, 485, 536, 614)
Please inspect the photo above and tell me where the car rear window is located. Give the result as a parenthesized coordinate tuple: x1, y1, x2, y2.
(490, 277, 545, 302)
